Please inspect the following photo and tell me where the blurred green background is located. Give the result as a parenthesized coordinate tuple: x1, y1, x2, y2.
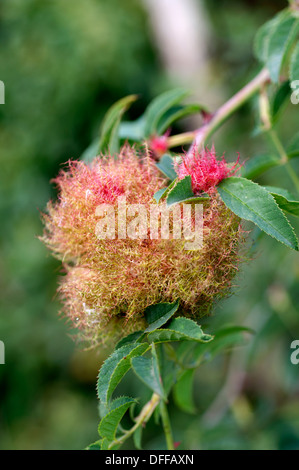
(0, 0, 299, 450)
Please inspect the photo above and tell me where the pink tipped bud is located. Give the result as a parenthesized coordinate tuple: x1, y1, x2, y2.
(149, 133, 169, 159)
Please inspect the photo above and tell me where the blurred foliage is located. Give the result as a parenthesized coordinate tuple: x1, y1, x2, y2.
(0, 0, 161, 449)
(0, 0, 299, 450)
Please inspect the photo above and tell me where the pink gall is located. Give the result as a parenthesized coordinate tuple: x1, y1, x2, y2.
(149, 132, 169, 159)
(40, 145, 246, 348)
(175, 145, 242, 194)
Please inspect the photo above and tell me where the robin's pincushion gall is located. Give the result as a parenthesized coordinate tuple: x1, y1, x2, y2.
(41, 145, 244, 347)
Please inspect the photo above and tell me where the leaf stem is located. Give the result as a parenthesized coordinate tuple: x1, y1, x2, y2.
(167, 67, 270, 150)
(107, 392, 160, 449)
(160, 400, 175, 450)
(268, 129, 299, 195)
(258, 85, 299, 196)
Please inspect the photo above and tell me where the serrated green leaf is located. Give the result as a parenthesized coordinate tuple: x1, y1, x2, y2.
(97, 343, 148, 404)
(163, 175, 209, 206)
(147, 317, 214, 344)
(131, 345, 165, 398)
(100, 438, 110, 450)
(217, 177, 299, 250)
(98, 398, 136, 441)
(153, 187, 168, 203)
(290, 40, 299, 84)
(155, 154, 177, 181)
(153, 178, 178, 204)
(86, 439, 103, 450)
(115, 331, 144, 350)
(241, 154, 280, 180)
(166, 176, 194, 206)
(263, 185, 299, 216)
(157, 104, 204, 135)
(144, 89, 189, 138)
(98, 94, 138, 155)
(175, 196, 209, 205)
(173, 369, 196, 415)
(110, 396, 136, 411)
(144, 300, 179, 333)
(266, 13, 299, 83)
(154, 180, 208, 207)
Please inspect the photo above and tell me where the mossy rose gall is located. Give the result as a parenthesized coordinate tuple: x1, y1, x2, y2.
(41, 145, 244, 347)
